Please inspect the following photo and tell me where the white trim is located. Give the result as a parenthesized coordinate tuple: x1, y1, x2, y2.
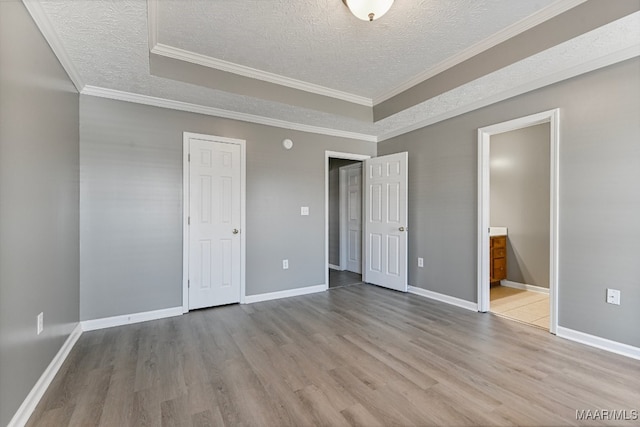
(377, 44, 640, 142)
(477, 109, 560, 335)
(7, 324, 82, 427)
(501, 280, 550, 295)
(328, 264, 343, 271)
(239, 138, 247, 305)
(147, 0, 371, 106)
(325, 151, 372, 291)
(338, 167, 348, 271)
(182, 135, 190, 313)
(22, 0, 85, 92)
(151, 43, 373, 107)
(147, 0, 158, 50)
(339, 163, 363, 273)
(244, 284, 326, 304)
(408, 286, 478, 312)
(80, 86, 377, 142)
(81, 307, 182, 332)
(556, 326, 640, 361)
(325, 151, 372, 162)
(78, 42, 639, 146)
(372, 0, 588, 104)
(182, 132, 247, 311)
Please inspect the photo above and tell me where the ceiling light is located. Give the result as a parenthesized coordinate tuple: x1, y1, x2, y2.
(343, 0, 394, 22)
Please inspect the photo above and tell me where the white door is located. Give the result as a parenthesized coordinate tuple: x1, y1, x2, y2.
(188, 138, 241, 309)
(363, 152, 408, 292)
(346, 164, 362, 274)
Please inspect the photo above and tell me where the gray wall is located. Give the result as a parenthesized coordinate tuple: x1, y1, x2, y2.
(491, 123, 550, 288)
(0, 2, 80, 425)
(79, 95, 375, 321)
(379, 58, 640, 347)
(328, 158, 360, 267)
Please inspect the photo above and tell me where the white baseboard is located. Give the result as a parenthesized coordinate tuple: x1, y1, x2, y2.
(556, 326, 640, 360)
(244, 284, 326, 304)
(81, 306, 183, 332)
(501, 280, 550, 294)
(408, 286, 478, 312)
(328, 264, 343, 271)
(8, 323, 83, 427)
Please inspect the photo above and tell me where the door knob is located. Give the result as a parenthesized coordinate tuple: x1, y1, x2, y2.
(232, 229, 239, 234)
(399, 227, 405, 232)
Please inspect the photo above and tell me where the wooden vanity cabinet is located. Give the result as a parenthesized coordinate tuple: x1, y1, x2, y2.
(490, 235, 507, 283)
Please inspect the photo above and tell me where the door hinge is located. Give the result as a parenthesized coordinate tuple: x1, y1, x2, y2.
(188, 153, 191, 162)
(188, 216, 190, 225)
(188, 279, 190, 288)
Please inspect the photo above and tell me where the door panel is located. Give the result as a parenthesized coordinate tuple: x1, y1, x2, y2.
(189, 138, 241, 309)
(364, 152, 408, 292)
(346, 164, 362, 274)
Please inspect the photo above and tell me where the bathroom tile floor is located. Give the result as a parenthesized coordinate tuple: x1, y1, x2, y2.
(490, 285, 549, 329)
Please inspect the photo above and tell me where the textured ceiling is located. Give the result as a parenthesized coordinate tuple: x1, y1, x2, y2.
(36, 0, 640, 140)
(156, 0, 557, 98)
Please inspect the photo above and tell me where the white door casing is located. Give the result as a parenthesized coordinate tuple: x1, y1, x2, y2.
(184, 133, 245, 311)
(343, 164, 362, 274)
(363, 152, 408, 292)
(325, 151, 371, 290)
(477, 109, 559, 334)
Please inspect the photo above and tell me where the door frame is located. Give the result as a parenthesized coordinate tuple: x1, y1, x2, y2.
(183, 132, 247, 312)
(325, 151, 371, 290)
(477, 109, 559, 334)
(339, 163, 363, 272)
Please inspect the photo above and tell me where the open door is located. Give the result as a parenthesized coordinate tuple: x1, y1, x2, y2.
(363, 152, 408, 292)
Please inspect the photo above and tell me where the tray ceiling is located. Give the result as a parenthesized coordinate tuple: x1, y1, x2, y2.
(155, 0, 557, 98)
(33, 0, 640, 141)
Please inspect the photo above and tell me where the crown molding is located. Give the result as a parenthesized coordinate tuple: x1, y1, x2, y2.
(151, 43, 373, 107)
(80, 41, 639, 146)
(372, 0, 589, 105)
(147, 0, 158, 50)
(22, 0, 85, 92)
(80, 85, 377, 142)
(377, 43, 640, 142)
(146, 0, 372, 108)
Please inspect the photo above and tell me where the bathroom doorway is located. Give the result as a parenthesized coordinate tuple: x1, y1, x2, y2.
(477, 110, 559, 333)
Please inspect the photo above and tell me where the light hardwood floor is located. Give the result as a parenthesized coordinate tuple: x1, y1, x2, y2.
(490, 285, 550, 329)
(27, 284, 640, 426)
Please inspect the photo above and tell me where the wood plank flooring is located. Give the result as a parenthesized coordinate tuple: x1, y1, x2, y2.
(329, 269, 363, 288)
(490, 285, 550, 329)
(27, 284, 640, 426)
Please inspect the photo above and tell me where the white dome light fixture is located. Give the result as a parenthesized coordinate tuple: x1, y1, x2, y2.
(343, 0, 394, 22)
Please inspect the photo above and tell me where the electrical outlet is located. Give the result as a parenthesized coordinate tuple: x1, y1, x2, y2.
(301, 206, 309, 216)
(418, 257, 424, 268)
(606, 288, 621, 305)
(37, 312, 44, 335)
(282, 259, 289, 269)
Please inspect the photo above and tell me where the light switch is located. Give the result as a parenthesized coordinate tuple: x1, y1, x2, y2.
(301, 206, 309, 216)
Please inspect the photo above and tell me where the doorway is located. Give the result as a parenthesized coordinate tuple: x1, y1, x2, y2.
(326, 153, 368, 289)
(182, 132, 246, 312)
(325, 150, 409, 293)
(477, 110, 559, 333)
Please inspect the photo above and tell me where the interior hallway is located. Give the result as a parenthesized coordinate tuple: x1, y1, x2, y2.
(490, 285, 549, 329)
(328, 269, 363, 289)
